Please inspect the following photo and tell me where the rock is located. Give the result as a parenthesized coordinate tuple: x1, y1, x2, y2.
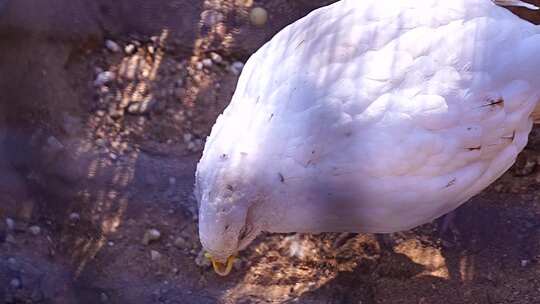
(230, 61, 245, 76)
(142, 229, 161, 245)
(100, 292, 109, 302)
(47, 136, 65, 151)
(9, 278, 21, 289)
(109, 108, 124, 119)
(521, 259, 530, 267)
(195, 62, 204, 70)
(31, 290, 44, 302)
(183, 133, 193, 143)
(150, 250, 162, 261)
(250, 7, 268, 26)
(202, 58, 213, 68)
(105, 40, 121, 53)
(99, 86, 110, 94)
(126, 99, 156, 115)
(28, 225, 41, 235)
(187, 139, 203, 152)
(200, 10, 225, 27)
(5, 234, 16, 243)
(96, 138, 106, 147)
(175, 78, 184, 88)
(94, 71, 116, 86)
(5, 218, 15, 230)
(174, 236, 189, 249)
(187, 141, 197, 151)
(210, 52, 223, 64)
(7, 258, 19, 271)
(69, 212, 81, 222)
(195, 250, 211, 268)
(124, 44, 136, 55)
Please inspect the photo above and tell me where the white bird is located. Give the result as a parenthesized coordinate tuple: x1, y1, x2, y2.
(195, 0, 540, 275)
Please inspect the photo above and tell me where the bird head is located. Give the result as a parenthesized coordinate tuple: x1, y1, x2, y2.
(196, 166, 262, 276)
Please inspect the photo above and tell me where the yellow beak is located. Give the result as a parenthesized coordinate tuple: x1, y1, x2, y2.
(204, 253, 235, 276)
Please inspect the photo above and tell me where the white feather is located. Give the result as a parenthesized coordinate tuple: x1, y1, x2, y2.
(197, 0, 540, 240)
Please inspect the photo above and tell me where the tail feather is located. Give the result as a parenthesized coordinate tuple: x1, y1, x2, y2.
(494, 0, 540, 10)
(532, 102, 540, 123)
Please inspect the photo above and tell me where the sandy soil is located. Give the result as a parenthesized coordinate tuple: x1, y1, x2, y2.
(2, 1, 540, 303)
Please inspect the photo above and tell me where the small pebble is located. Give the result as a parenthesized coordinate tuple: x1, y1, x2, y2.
(29, 225, 41, 235)
(150, 250, 162, 261)
(195, 62, 204, 70)
(175, 78, 184, 88)
(169, 177, 176, 185)
(7, 258, 19, 271)
(69, 212, 81, 222)
(108, 241, 115, 247)
(142, 228, 161, 245)
(5, 234, 16, 243)
(5, 218, 15, 230)
(250, 7, 268, 26)
(195, 250, 211, 268)
(124, 44, 136, 55)
(100, 292, 109, 302)
(96, 138, 106, 147)
(230, 61, 245, 75)
(174, 236, 189, 249)
(187, 141, 197, 151)
(210, 52, 223, 64)
(99, 86, 110, 94)
(200, 9, 225, 27)
(47, 136, 64, 151)
(10, 278, 21, 289)
(94, 71, 115, 86)
(183, 133, 193, 143)
(31, 290, 44, 302)
(105, 40, 121, 53)
(202, 58, 213, 68)
(521, 259, 530, 267)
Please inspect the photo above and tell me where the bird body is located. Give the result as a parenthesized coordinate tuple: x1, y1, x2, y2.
(196, 0, 540, 265)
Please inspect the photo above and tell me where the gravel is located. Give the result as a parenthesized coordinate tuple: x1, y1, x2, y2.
(28, 225, 41, 235)
(5, 217, 15, 230)
(142, 229, 162, 245)
(150, 250, 162, 261)
(105, 40, 121, 53)
(94, 71, 116, 86)
(230, 61, 245, 75)
(69, 212, 81, 222)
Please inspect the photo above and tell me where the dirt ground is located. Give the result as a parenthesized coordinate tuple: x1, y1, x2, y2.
(2, 1, 540, 303)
